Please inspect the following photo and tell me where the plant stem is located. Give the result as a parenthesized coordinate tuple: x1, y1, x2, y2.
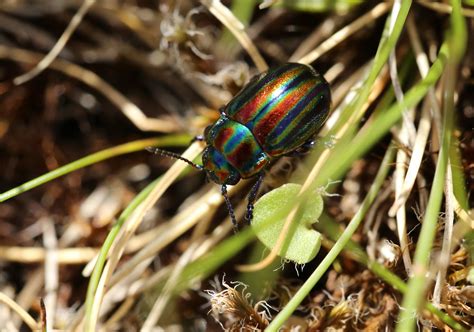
(395, 0, 466, 329)
(0, 135, 191, 202)
(266, 144, 396, 331)
(317, 214, 468, 331)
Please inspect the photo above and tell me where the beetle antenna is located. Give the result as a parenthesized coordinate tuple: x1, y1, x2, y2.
(146, 147, 204, 171)
(245, 172, 264, 224)
(221, 185, 238, 232)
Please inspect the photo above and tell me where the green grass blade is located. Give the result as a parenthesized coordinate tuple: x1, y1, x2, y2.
(396, 0, 467, 329)
(317, 214, 468, 332)
(265, 38, 448, 331)
(216, 0, 257, 55)
(84, 176, 161, 325)
(175, 227, 256, 292)
(332, 0, 412, 134)
(0, 135, 191, 202)
(265, 144, 396, 331)
(309, 43, 448, 192)
(279, 0, 362, 12)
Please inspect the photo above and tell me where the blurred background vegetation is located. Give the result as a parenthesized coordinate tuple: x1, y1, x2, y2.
(0, 1, 472, 331)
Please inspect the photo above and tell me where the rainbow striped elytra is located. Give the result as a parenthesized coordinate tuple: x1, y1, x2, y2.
(202, 63, 331, 186)
(151, 63, 331, 228)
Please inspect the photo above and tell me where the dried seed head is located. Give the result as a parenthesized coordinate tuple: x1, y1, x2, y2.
(204, 278, 271, 331)
(159, 5, 212, 61)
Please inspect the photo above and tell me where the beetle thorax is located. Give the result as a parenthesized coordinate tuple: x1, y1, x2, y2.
(202, 115, 270, 185)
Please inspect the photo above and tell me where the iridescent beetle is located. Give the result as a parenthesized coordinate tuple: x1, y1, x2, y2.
(150, 63, 331, 229)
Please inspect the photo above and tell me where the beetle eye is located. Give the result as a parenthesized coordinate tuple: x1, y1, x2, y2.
(202, 147, 240, 185)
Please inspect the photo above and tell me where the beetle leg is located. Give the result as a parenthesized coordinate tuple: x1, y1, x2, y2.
(221, 184, 238, 232)
(191, 135, 205, 143)
(284, 140, 315, 157)
(245, 172, 265, 224)
(300, 139, 316, 152)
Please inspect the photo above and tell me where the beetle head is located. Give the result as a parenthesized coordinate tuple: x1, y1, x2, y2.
(202, 146, 240, 185)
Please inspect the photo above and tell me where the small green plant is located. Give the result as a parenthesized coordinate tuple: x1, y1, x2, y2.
(251, 183, 324, 264)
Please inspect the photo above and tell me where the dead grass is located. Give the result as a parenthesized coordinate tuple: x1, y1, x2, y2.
(0, 1, 472, 331)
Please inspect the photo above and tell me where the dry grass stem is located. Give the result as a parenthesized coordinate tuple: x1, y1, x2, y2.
(42, 218, 59, 330)
(102, 296, 137, 330)
(109, 185, 223, 290)
(289, 17, 339, 62)
(12, 269, 44, 329)
(92, 213, 236, 326)
(238, 63, 389, 272)
(323, 62, 345, 85)
(417, 0, 474, 17)
(11, 222, 85, 329)
(129, 217, 235, 297)
(85, 142, 203, 330)
(2, 2, 472, 330)
(365, 182, 395, 261)
(0, 246, 98, 264)
(297, 2, 390, 65)
(389, 16, 440, 216)
(200, 0, 268, 71)
(141, 242, 199, 330)
(388, 1, 414, 276)
(0, 46, 180, 133)
(327, 61, 372, 118)
(433, 162, 455, 305)
(451, 204, 474, 249)
(0, 292, 39, 331)
(13, 0, 95, 85)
